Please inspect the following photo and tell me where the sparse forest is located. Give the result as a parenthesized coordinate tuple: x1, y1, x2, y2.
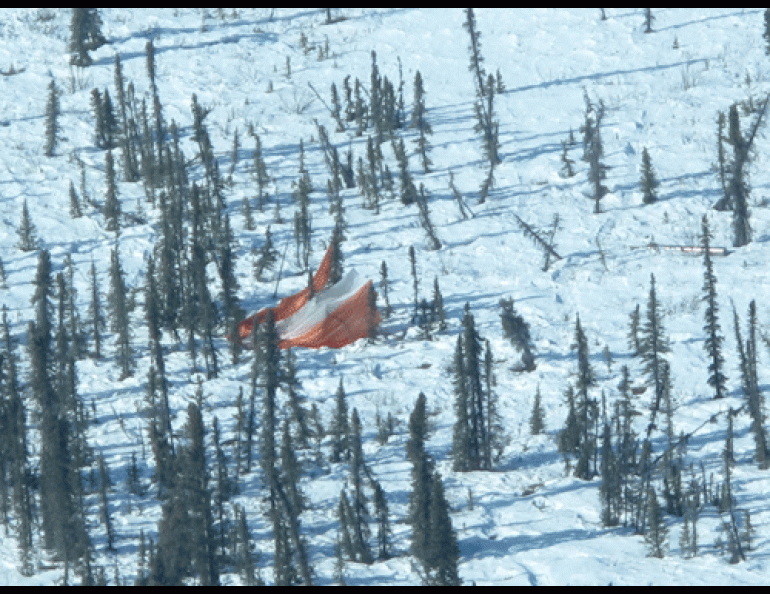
(0, 7, 768, 586)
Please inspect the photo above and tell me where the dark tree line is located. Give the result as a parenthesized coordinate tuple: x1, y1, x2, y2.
(569, 251, 770, 561)
(451, 304, 504, 472)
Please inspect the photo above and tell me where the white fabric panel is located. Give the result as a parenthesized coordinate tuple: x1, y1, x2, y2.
(276, 270, 363, 340)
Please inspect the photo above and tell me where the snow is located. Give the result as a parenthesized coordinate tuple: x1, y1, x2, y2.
(0, 7, 769, 585)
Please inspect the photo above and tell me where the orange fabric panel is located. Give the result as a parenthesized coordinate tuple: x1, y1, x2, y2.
(235, 241, 380, 350)
(236, 241, 335, 342)
(278, 281, 380, 349)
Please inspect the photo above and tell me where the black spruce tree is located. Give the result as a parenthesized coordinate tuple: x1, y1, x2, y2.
(701, 215, 727, 399)
(424, 471, 462, 586)
(69, 8, 106, 67)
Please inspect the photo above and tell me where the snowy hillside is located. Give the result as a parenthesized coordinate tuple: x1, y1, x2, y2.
(0, 7, 769, 585)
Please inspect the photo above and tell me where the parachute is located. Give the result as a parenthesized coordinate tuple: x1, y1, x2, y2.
(236, 240, 380, 349)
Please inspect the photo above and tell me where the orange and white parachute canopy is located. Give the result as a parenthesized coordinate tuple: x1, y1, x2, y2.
(236, 241, 380, 349)
(276, 270, 379, 349)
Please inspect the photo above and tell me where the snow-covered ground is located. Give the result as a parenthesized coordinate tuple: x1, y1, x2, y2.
(0, 7, 769, 584)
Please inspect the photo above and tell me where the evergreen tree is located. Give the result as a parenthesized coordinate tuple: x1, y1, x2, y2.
(253, 226, 279, 282)
(462, 304, 486, 470)
(727, 104, 752, 247)
(734, 302, 770, 468)
(746, 301, 769, 469)
(464, 8, 487, 99)
(679, 493, 698, 559)
(293, 167, 313, 272)
(644, 486, 668, 558)
(451, 304, 495, 471)
(764, 9, 770, 54)
(228, 126, 241, 183)
(599, 421, 621, 527)
(268, 504, 298, 586)
(379, 261, 393, 319)
(145, 257, 168, 419)
(572, 314, 598, 480)
(317, 124, 355, 190)
(181, 402, 220, 585)
(69, 181, 83, 219)
(367, 50, 382, 140)
(256, 309, 281, 481)
(432, 276, 447, 333)
(715, 111, 730, 203)
(126, 451, 145, 498)
(108, 245, 134, 379)
(408, 245, 419, 312)
(529, 385, 546, 435)
(627, 303, 642, 356)
(639, 274, 671, 441)
(381, 74, 402, 138)
(643, 8, 654, 33)
(211, 416, 234, 560)
(411, 70, 433, 173)
(284, 348, 311, 450)
(330, 378, 350, 463)
(146, 362, 175, 500)
(499, 297, 535, 372)
(59, 261, 82, 362)
(87, 260, 105, 359)
(232, 505, 263, 585)
(147, 41, 167, 183)
(113, 55, 140, 182)
(135, 98, 157, 197)
(615, 367, 640, 526)
(716, 98, 770, 246)
(451, 334, 471, 473)
(463, 9, 501, 177)
(414, 301, 432, 343)
(474, 73, 502, 175)
(392, 137, 418, 206)
(365, 135, 383, 213)
(232, 387, 248, 484)
(55, 268, 90, 476)
(701, 215, 727, 399)
(98, 452, 116, 552)
(348, 408, 373, 564)
(407, 392, 434, 568)
(69, 8, 106, 67)
(103, 149, 121, 233)
(44, 79, 60, 157)
(337, 490, 355, 562)
(581, 95, 609, 213)
(216, 214, 244, 364)
(0, 307, 33, 576)
(560, 139, 576, 178)
(253, 311, 312, 585)
(29, 249, 87, 570)
(91, 88, 119, 150)
(483, 339, 505, 464)
(279, 419, 306, 517)
(416, 184, 442, 250)
(640, 147, 658, 204)
(372, 479, 392, 560)
(329, 81, 346, 132)
(184, 185, 219, 379)
(16, 199, 39, 252)
(150, 479, 191, 585)
(328, 225, 345, 287)
(424, 471, 462, 586)
(244, 325, 260, 473)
